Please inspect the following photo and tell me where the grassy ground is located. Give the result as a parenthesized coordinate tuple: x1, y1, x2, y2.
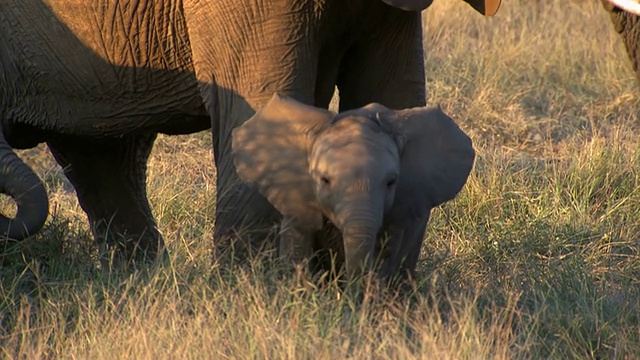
(2, 0, 640, 358)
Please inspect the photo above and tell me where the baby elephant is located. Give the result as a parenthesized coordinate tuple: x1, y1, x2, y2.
(232, 93, 474, 279)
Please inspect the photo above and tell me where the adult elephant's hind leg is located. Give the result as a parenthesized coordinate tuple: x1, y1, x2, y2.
(47, 133, 163, 268)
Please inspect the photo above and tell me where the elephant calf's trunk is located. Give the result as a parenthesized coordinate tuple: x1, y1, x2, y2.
(342, 223, 379, 278)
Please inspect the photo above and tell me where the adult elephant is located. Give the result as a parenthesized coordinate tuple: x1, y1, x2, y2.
(0, 0, 498, 266)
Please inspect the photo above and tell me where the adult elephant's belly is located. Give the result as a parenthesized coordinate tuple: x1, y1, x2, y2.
(28, 72, 209, 138)
(1, 0, 209, 140)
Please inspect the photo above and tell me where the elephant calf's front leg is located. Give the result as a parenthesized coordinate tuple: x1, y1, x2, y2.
(47, 133, 163, 268)
(384, 213, 431, 279)
(279, 218, 315, 266)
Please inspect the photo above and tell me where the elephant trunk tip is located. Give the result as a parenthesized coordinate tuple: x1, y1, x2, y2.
(342, 226, 379, 279)
(0, 128, 49, 241)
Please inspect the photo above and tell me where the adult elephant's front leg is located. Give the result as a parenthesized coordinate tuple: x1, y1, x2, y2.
(47, 133, 163, 268)
(336, 10, 426, 111)
(212, 140, 281, 261)
(182, 1, 321, 262)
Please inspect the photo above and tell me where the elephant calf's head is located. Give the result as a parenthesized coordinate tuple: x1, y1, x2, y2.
(231, 93, 474, 277)
(308, 109, 402, 231)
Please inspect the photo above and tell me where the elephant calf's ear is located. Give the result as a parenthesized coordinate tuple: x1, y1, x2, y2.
(231, 93, 333, 230)
(391, 107, 475, 216)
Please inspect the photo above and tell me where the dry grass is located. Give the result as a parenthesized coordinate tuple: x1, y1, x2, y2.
(2, 0, 640, 358)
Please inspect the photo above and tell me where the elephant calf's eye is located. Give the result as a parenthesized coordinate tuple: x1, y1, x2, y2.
(321, 176, 331, 186)
(386, 179, 396, 188)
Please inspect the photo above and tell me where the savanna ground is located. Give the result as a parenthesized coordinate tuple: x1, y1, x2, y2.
(2, 0, 640, 358)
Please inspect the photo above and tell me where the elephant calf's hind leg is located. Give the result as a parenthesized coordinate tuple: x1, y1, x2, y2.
(47, 133, 163, 267)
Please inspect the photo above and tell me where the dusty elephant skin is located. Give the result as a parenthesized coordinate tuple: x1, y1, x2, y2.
(0, 0, 493, 268)
(232, 94, 475, 279)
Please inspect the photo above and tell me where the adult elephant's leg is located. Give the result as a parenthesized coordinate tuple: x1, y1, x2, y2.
(47, 133, 162, 267)
(336, 10, 426, 111)
(182, 1, 320, 261)
(605, 5, 640, 83)
(212, 115, 281, 261)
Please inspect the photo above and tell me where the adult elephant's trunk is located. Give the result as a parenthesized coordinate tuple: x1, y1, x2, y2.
(341, 218, 380, 278)
(0, 126, 48, 240)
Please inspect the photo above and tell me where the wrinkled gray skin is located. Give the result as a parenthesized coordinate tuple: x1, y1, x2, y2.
(232, 94, 475, 278)
(0, 0, 490, 266)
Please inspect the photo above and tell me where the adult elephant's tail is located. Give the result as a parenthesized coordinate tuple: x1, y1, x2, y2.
(0, 124, 48, 240)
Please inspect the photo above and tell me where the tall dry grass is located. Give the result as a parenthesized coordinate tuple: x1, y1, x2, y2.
(2, 0, 640, 358)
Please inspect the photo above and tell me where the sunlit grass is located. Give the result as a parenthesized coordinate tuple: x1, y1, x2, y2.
(2, 0, 639, 358)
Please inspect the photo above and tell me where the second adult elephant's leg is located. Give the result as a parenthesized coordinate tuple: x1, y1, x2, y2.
(605, 5, 640, 83)
(335, 10, 426, 275)
(336, 10, 426, 111)
(47, 133, 162, 267)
